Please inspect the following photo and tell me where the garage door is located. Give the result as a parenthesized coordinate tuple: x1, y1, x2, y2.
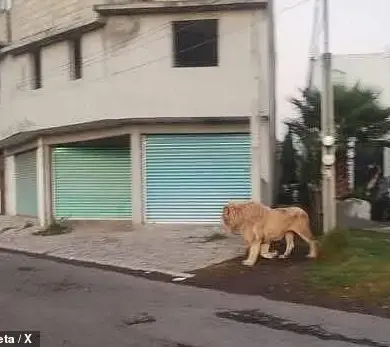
(143, 133, 251, 223)
(52, 147, 132, 219)
(15, 150, 38, 216)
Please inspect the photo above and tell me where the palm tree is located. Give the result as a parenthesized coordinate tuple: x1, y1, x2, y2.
(286, 83, 390, 195)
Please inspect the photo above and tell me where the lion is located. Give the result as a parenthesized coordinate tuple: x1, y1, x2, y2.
(220, 200, 319, 266)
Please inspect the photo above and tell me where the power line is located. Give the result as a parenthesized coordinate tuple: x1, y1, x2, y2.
(9, 0, 222, 89)
(6, 0, 310, 96)
(279, 0, 312, 13)
(12, 20, 253, 98)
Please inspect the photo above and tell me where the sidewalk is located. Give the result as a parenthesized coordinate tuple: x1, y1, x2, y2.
(0, 216, 244, 278)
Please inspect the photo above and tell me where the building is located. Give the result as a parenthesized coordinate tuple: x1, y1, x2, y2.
(0, 0, 276, 226)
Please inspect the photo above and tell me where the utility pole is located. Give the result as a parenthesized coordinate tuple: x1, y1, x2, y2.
(267, 0, 277, 205)
(321, 0, 336, 233)
(305, 0, 321, 91)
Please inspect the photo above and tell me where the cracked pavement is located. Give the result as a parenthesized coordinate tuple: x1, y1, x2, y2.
(1, 252, 389, 347)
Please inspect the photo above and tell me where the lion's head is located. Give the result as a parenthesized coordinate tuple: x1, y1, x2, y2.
(220, 201, 264, 234)
(221, 203, 243, 234)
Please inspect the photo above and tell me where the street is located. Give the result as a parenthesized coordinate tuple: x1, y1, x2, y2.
(0, 252, 389, 347)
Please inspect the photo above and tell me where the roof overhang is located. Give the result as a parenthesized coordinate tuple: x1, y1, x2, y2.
(94, 0, 267, 16)
(0, 117, 250, 150)
(1, 18, 106, 57)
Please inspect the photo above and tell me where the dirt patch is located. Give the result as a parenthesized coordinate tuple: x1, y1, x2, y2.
(17, 266, 37, 272)
(33, 219, 71, 236)
(122, 313, 156, 326)
(182, 237, 390, 319)
(46, 278, 85, 292)
(187, 232, 228, 244)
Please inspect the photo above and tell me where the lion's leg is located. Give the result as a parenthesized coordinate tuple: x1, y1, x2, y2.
(294, 230, 318, 259)
(220, 216, 230, 233)
(260, 243, 278, 259)
(278, 232, 295, 259)
(242, 241, 262, 266)
(306, 239, 319, 259)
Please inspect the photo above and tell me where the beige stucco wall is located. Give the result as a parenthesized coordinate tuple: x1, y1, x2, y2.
(0, 9, 269, 142)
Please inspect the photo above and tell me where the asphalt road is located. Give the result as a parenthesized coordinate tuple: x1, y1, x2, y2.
(0, 252, 389, 347)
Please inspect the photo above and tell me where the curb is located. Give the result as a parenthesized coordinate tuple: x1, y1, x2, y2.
(0, 246, 195, 282)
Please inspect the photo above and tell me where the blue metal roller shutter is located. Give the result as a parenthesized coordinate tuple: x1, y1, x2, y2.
(144, 133, 251, 223)
(52, 147, 132, 219)
(15, 150, 38, 217)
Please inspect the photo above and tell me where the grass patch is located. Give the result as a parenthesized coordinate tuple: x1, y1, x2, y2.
(33, 218, 72, 236)
(306, 228, 390, 306)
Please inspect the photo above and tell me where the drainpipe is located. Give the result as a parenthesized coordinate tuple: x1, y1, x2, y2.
(0, 0, 12, 105)
(5, 0, 12, 44)
(267, 0, 277, 204)
(5, 9, 11, 43)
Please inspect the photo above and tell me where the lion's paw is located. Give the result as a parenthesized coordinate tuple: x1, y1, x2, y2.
(278, 254, 288, 259)
(242, 259, 255, 266)
(306, 253, 317, 259)
(262, 251, 278, 259)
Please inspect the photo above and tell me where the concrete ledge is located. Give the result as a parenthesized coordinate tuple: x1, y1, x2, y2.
(0, 245, 195, 280)
(0, 116, 249, 149)
(94, 0, 267, 16)
(1, 18, 106, 57)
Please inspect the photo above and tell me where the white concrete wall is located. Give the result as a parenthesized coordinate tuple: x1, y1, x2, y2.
(4, 155, 15, 215)
(0, 10, 268, 141)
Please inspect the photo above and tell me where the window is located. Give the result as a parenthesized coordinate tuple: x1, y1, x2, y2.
(31, 50, 41, 90)
(70, 37, 82, 80)
(172, 19, 218, 68)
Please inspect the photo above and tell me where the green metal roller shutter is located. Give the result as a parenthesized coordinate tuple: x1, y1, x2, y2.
(144, 133, 251, 223)
(52, 147, 132, 219)
(15, 150, 38, 217)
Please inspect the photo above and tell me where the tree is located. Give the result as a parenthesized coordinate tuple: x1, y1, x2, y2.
(279, 126, 298, 185)
(277, 126, 300, 205)
(286, 83, 390, 190)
